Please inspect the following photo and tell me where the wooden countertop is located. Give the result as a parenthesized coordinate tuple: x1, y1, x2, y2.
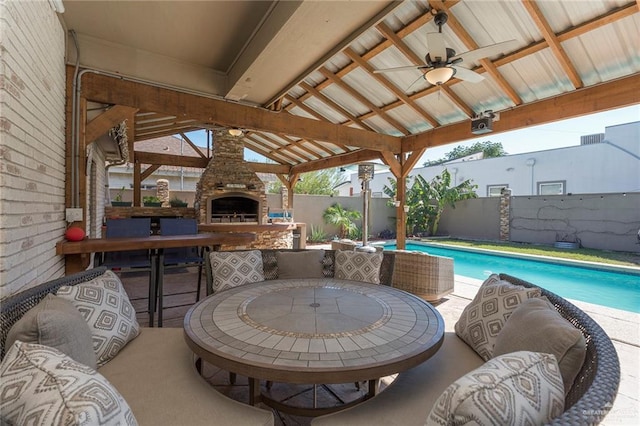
(56, 232, 256, 255)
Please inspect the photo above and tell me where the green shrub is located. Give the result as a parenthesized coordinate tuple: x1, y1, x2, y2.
(308, 225, 327, 243)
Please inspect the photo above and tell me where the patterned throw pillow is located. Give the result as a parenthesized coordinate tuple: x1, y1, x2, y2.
(0, 341, 137, 425)
(5, 294, 97, 369)
(334, 250, 383, 284)
(209, 250, 264, 293)
(427, 351, 565, 425)
(56, 270, 140, 367)
(454, 274, 541, 360)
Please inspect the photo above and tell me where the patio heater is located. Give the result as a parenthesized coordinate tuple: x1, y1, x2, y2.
(357, 163, 377, 253)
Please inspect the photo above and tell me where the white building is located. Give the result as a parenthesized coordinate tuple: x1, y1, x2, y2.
(343, 121, 640, 197)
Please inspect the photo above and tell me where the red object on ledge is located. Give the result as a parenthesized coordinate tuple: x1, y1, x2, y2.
(65, 227, 86, 242)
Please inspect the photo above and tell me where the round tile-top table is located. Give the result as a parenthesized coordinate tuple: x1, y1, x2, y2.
(184, 278, 444, 414)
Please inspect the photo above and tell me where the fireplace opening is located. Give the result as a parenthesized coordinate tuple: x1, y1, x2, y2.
(209, 194, 260, 223)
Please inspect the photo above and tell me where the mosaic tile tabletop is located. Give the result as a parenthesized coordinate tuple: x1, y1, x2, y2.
(185, 279, 443, 379)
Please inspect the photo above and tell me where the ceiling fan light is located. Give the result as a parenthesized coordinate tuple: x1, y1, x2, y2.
(425, 67, 455, 85)
(228, 128, 243, 137)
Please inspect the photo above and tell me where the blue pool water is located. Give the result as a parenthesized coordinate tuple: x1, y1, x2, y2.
(385, 243, 640, 313)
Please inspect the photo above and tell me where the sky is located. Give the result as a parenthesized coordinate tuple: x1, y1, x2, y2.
(184, 104, 639, 164)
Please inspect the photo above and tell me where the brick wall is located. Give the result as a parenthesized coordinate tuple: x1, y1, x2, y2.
(0, 1, 66, 298)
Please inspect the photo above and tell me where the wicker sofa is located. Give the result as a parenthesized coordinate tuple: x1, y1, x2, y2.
(0, 267, 274, 426)
(312, 273, 620, 426)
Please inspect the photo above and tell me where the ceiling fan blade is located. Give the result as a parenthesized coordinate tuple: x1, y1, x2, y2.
(451, 39, 518, 65)
(373, 65, 427, 74)
(451, 65, 484, 83)
(427, 32, 447, 62)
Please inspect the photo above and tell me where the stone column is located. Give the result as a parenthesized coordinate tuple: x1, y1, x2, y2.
(499, 188, 511, 241)
(157, 179, 169, 207)
(280, 186, 288, 209)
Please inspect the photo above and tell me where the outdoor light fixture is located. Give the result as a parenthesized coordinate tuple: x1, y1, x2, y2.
(228, 128, 243, 137)
(425, 67, 455, 86)
(357, 163, 377, 253)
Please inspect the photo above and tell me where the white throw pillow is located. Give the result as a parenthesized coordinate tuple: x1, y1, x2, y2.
(454, 274, 541, 360)
(0, 341, 137, 425)
(56, 270, 140, 367)
(334, 250, 383, 284)
(427, 351, 565, 425)
(209, 250, 265, 293)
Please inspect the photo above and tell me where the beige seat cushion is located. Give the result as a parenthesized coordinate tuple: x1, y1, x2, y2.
(493, 296, 586, 395)
(312, 333, 484, 426)
(276, 250, 325, 279)
(99, 327, 273, 426)
(0, 341, 136, 425)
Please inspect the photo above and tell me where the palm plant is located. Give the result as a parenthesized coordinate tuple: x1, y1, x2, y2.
(322, 203, 361, 239)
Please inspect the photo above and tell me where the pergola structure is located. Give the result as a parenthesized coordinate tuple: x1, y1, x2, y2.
(62, 0, 640, 248)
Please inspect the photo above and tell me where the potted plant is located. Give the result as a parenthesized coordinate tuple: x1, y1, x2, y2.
(112, 186, 132, 207)
(143, 195, 163, 207)
(169, 196, 188, 207)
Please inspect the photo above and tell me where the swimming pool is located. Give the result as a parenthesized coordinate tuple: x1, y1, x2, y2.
(385, 242, 640, 313)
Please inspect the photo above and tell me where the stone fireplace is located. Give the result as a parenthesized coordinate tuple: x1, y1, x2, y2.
(195, 130, 267, 225)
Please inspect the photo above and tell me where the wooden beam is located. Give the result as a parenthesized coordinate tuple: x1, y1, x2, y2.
(379, 151, 401, 177)
(523, 0, 583, 89)
(140, 164, 161, 181)
(135, 151, 208, 168)
(401, 148, 426, 178)
(85, 105, 139, 143)
(247, 162, 290, 174)
(403, 73, 640, 152)
(179, 133, 208, 159)
(318, 66, 410, 135)
(80, 72, 400, 153)
(291, 149, 381, 175)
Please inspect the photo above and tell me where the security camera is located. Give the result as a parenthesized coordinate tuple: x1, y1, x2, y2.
(471, 117, 492, 135)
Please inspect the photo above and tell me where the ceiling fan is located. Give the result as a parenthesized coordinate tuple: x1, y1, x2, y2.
(374, 11, 518, 86)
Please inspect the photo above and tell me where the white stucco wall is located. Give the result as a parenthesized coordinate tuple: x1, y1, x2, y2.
(0, 1, 67, 298)
(348, 121, 640, 198)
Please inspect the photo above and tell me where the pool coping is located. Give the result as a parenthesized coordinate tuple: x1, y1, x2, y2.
(380, 240, 640, 276)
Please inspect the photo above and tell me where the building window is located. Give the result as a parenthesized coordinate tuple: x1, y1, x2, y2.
(487, 185, 508, 197)
(538, 181, 565, 195)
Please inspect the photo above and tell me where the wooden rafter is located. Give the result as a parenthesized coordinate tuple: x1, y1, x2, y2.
(254, 133, 309, 163)
(275, 134, 323, 160)
(291, 149, 383, 175)
(375, 20, 476, 119)
(282, 96, 350, 153)
(318, 67, 410, 135)
(343, 47, 439, 128)
(244, 135, 297, 164)
(135, 126, 201, 141)
(298, 81, 374, 132)
(179, 133, 208, 159)
(522, 0, 583, 89)
(437, 3, 522, 106)
(85, 105, 139, 143)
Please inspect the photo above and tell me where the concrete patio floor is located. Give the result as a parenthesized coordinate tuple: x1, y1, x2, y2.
(118, 262, 639, 425)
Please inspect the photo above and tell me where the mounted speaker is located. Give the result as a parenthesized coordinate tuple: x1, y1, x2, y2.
(471, 117, 492, 135)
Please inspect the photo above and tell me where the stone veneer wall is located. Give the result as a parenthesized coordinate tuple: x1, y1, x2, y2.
(219, 229, 293, 251)
(0, 1, 67, 298)
(499, 189, 511, 241)
(195, 130, 267, 224)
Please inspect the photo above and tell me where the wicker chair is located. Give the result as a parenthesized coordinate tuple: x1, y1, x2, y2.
(391, 250, 454, 301)
(499, 273, 620, 425)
